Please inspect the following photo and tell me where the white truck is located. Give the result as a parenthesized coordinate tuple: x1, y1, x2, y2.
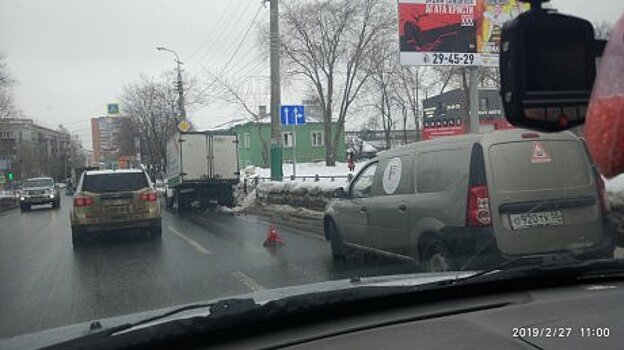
(165, 131, 239, 212)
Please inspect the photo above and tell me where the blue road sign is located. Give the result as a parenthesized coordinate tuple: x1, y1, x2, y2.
(280, 105, 306, 126)
(107, 103, 120, 115)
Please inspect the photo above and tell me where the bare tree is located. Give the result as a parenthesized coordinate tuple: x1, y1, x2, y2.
(203, 72, 272, 167)
(0, 54, 17, 119)
(364, 43, 396, 150)
(279, 0, 394, 165)
(121, 76, 181, 179)
(393, 66, 423, 142)
(594, 21, 614, 40)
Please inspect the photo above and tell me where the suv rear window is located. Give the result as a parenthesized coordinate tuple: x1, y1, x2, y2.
(489, 140, 591, 191)
(82, 173, 149, 193)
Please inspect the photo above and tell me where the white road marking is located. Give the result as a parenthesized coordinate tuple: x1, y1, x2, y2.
(167, 225, 211, 255)
(232, 271, 265, 292)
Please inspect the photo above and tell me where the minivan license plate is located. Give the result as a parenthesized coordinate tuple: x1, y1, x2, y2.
(509, 211, 563, 230)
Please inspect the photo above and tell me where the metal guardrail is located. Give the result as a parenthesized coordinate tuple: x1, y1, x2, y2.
(248, 174, 353, 184)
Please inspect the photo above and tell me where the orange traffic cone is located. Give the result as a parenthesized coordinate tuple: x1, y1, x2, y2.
(263, 225, 285, 246)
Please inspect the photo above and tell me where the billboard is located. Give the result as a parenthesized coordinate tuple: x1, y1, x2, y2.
(398, 0, 528, 67)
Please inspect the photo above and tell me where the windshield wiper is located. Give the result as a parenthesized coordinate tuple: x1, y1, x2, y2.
(453, 253, 624, 286)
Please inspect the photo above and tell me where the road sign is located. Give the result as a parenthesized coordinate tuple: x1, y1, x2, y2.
(177, 120, 191, 132)
(107, 103, 120, 115)
(280, 105, 306, 126)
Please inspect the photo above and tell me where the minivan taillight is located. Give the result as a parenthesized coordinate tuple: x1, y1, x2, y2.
(467, 185, 492, 227)
(140, 191, 158, 202)
(74, 195, 93, 207)
(596, 174, 610, 213)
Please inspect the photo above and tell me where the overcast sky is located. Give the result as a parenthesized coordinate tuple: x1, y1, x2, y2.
(1, 0, 623, 149)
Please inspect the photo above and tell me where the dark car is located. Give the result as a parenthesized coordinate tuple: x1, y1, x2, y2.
(18, 177, 61, 211)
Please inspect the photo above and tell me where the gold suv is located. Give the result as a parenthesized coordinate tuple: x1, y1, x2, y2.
(70, 169, 162, 246)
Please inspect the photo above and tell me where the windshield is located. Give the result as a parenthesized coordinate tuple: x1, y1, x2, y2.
(1, 0, 623, 343)
(23, 179, 54, 188)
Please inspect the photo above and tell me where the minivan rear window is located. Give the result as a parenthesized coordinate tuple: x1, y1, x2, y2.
(489, 140, 591, 191)
(82, 173, 149, 193)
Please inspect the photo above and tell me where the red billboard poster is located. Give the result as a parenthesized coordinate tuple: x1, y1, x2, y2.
(422, 125, 466, 140)
(399, 0, 528, 67)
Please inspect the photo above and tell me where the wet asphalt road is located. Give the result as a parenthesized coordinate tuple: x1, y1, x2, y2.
(0, 197, 411, 339)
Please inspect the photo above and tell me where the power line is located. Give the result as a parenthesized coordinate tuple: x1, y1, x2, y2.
(196, 5, 264, 97)
(186, 0, 239, 64)
(188, 2, 259, 72)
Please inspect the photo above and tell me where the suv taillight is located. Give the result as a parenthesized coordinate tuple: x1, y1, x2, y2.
(74, 195, 93, 207)
(596, 173, 610, 213)
(467, 185, 492, 227)
(140, 191, 158, 202)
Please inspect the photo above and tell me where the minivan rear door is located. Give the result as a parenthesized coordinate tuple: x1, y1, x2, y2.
(487, 137, 603, 255)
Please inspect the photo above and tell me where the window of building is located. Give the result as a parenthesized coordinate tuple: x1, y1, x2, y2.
(311, 131, 323, 147)
(479, 97, 489, 110)
(240, 133, 251, 149)
(283, 131, 295, 148)
(0, 131, 14, 139)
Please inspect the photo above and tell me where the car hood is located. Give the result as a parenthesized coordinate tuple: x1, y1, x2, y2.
(0, 271, 471, 350)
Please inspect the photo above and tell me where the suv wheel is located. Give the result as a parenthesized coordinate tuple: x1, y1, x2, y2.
(421, 238, 456, 272)
(71, 228, 84, 247)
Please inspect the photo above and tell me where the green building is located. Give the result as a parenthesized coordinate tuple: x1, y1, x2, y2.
(213, 118, 346, 168)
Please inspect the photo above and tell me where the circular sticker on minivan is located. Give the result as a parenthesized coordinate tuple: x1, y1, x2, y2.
(382, 157, 402, 195)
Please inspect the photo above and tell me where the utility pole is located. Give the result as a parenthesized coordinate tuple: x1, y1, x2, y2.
(268, 0, 283, 181)
(469, 67, 479, 134)
(156, 47, 186, 120)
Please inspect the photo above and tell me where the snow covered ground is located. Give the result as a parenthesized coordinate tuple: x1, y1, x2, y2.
(251, 162, 355, 180)
(607, 174, 624, 208)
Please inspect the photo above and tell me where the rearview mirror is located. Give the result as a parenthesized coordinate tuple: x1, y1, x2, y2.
(500, 0, 601, 132)
(333, 187, 346, 199)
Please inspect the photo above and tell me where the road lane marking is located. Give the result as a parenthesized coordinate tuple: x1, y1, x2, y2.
(232, 271, 265, 292)
(167, 225, 211, 255)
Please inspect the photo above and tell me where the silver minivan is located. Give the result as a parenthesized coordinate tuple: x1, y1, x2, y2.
(324, 129, 615, 271)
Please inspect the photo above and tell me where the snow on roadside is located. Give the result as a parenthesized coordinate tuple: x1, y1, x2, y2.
(607, 174, 624, 209)
(256, 203, 324, 221)
(252, 162, 354, 181)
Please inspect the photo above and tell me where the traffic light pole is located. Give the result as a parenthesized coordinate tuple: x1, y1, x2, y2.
(469, 66, 479, 134)
(269, 0, 283, 181)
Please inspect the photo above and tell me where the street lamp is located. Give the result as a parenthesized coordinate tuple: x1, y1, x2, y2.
(156, 46, 186, 120)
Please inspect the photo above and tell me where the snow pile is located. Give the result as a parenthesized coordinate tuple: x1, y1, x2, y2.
(606, 174, 624, 206)
(0, 191, 17, 199)
(252, 162, 354, 181)
(254, 180, 346, 211)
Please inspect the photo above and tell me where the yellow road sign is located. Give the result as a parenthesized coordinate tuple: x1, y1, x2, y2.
(177, 120, 191, 132)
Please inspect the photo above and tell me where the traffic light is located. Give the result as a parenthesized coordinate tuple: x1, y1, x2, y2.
(7, 172, 14, 181)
